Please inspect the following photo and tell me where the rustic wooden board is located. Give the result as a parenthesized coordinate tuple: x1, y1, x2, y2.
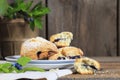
(91, 57, 120, 62)
(47, 0, 117, 56)
(58, 57, 120, 80)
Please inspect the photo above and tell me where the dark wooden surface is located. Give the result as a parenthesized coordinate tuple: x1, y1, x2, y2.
(47, 0, 117, 56)
(58, 57, 120, 80)
(117, 0, 120, 56)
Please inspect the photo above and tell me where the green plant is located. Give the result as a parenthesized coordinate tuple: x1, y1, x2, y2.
(0, 0, 8, 16)
(0, 0, 50, 31)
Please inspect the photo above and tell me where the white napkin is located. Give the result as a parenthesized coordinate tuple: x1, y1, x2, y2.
(0, 69, 72, 80)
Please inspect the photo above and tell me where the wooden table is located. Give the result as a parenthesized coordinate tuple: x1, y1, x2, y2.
(58, 57, 120, 80)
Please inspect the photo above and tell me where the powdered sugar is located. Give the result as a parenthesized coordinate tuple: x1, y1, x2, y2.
(20, 37, 58, 55)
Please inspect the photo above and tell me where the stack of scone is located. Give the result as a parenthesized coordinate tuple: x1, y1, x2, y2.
(20, 31, 101, 74)
(49, 32, 83, 60)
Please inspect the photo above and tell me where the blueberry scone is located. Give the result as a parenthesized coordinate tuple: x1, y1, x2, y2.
(20, 37, 58, 60)
(74, 57, 101, 74)
(50, 32, 73, 48)
(60, 46, 84, 59)
(48, 53, 66, 60)
(49, 46, 84, 60)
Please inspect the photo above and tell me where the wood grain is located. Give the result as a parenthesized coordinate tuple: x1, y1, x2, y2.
(119, 0, 120, 56)
(58, 57, 120, 80)
(48, 0, 117, 56)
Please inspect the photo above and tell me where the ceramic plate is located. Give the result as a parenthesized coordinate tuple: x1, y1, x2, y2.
(0, 61, 73, 70)
(25, 63, 73, 70)
(5, 55, 75, 64)
(5, 55, 74, 70)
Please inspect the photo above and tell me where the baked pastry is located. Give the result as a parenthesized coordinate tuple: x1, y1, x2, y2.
(59, 46, 84, 59)
(20, 37, 58, 60)
(48, 53, 66, 60)
(50, 32, 73, 48)
(74, 57, 101, 74)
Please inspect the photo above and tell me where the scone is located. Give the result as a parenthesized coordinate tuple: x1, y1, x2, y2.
(74, 57, 101, 74)
(20, 37, 58, 60)
(50, 31, 73, 48)
(48, 53, 66, 60)
(59, 46, 84, 59)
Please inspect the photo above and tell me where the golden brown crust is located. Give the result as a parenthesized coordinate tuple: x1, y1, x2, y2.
(48, 53, 65, 60)
(50, 32, 73, 47)
(80, 57, 101, 70)
(74, 57, 101, 74)
(20, 37, 58, 60)
(59, 46, 84, 57)
(48, 46, 84, 60)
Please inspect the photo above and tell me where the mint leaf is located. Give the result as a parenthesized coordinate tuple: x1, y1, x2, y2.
(17, 57, 31, 66)
(30, 21, 35, 31)
(0, 0, 8, 16)
(34, 18, 42, 29)
(0, 63, 12, 73)
(0, 57, 45, 73)
(23, 67, 45, 72)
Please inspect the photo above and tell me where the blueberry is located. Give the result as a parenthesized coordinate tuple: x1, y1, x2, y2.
(13, 63, 22, 70)
(74, 55, 80, 59)
(37, 51, 42, 58)
(62, 57, 66, 59)
(57, 57, 62, 60)
(67, 56, 72, 59)
(57, 57, 65, 60)
(68, 56, 80, 59)
(53, 38, 61, 42)
(30, 18, 34, 22)
(27, 17, 34, 22)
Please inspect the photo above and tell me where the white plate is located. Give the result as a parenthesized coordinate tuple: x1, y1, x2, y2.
(0, 61, 73, 70)
(5, 55, 74, 70)
(5, 55, 75, 64)
(25, 63, 73, 70)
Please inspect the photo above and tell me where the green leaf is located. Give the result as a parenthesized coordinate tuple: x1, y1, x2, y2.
(25, 1, 33, 10)
(23, 67, 45, 72)
(0, 63, 12, 73)
(1, 0, 50, 31)
(15, 0, 24, 6)
(0, 57, 46, 73)
(31, 1, 42, 11)
(30, 21, 35, 31)
(34, 18, 42, 29)
(0, 0, 8, 16)
(15, 3, 26, 12)
(17, 57, 31, 66)
(32, 7, 50, 16)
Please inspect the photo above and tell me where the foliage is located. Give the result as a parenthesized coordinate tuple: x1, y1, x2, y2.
(0, 0, 8, 16)
(0, 56, 45, 73)
(0, 0, 50, 31)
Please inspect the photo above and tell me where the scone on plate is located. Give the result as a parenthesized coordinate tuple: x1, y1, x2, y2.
(20, 37, 58, 60)
(59, 46, 84, 59)
(74, 57, 101, 74)
(50, 31, 73, 48)
(48, 53, 66, 60)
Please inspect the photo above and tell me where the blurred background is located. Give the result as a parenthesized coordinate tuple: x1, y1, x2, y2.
(0, 0, 119, 59)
